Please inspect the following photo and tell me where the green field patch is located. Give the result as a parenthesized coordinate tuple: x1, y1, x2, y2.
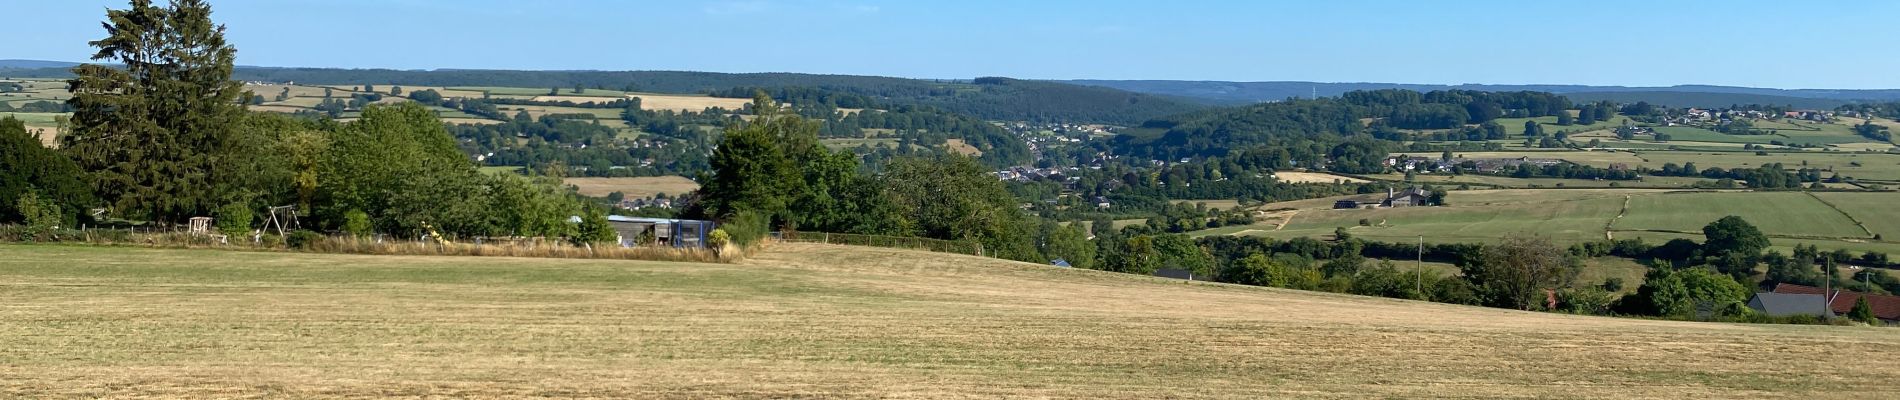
(1615, 191, 1866, 238)
(1648, 126, 1781, 144)
(1811, 192, 1900, 239)
(1495, 116, 1633, 136)
(0, 112, 65, 125)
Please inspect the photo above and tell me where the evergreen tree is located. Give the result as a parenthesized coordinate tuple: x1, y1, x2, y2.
(65, 0, 246, 222)
(1849, 297, 1877, 324)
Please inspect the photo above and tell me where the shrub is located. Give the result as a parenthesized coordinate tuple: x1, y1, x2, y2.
(258, 233, 284, 248)
(1602, 277, 1625, 293)
(720, 210, 770, 247)
(707, 229, 731, 250)
(15, 191, 61, 241)
(215, 202, 254, 237)
(286, 230, 324, 250)
(343, 209, 372, 238)
(570, 209, 617, 246)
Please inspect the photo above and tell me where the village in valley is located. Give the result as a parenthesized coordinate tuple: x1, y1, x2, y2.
(8, 0, 1900, 397)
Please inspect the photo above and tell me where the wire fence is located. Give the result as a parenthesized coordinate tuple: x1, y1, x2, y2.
(774, 230, 984, 257)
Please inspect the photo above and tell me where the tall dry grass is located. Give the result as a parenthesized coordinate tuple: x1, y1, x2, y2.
(0, 225, 730, 263)
(303, 236, 727, 263)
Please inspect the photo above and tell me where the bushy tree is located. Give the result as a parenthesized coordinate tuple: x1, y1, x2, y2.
(699, 93, 797, 220)
(882, 154, 1039, 261)
(319, 103, 489, 237)
(1466, 235, 1578, 310)
(1039, 222, 1095, 269)
(1634, 267, 1751, 318)
(0, 117, 93, 224)
(1703, 216, 1770, 257)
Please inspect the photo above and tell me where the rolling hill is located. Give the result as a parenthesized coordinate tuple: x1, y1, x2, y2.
(3, 242, 1895, 398)
(1067, 79, 1900, 108)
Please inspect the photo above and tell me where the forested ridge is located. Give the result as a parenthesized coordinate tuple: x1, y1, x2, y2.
(4, 66, 1205, 125)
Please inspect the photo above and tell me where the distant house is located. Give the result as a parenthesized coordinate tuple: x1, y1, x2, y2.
(1154, 268, 1197, 281)
(1773, 283, 1900, 323)
(1382, 187, 1431, 207)
(1745, 292, 1831, 318)
(1051, 259, 1072, 268)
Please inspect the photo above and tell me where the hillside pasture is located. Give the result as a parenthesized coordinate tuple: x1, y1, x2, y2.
(1366, 173, 1708, 189)
(1411, 150, 1647, 168)
(1633, 151, 1900, 181)
(1495, 115, 1634, 136)
(944, 138, 983, 156)
(494, 105, 624, 120)
(1198, 189, 1637, 245)
(1169, 199, 1243, 210)
(820, 138, 899, 150)
(528, 95, 629, 104)
(4, 244, 1896, 398)
(562, 175, 699, 199)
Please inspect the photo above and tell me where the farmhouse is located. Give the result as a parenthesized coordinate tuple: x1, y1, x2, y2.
(1382, 187, 1431, 208)
(1773, 283, 1900, 323)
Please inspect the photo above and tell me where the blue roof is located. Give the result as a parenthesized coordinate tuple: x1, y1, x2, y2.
(1051, 259, 1072, 268)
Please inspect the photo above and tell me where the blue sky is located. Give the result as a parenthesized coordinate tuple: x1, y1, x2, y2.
(5, 0, 1897, 89)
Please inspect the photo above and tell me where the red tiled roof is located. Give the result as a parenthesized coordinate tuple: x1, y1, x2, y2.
(1773, 283, 1900, 320)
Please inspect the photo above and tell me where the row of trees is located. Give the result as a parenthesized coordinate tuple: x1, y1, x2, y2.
(1183, 216, 1860, 322)
(3, 0, 606, 243)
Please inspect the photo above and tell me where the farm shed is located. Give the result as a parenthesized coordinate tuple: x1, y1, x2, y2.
(602, 216, 716, 249)
(1774, 283, 1900, 323)
(1745, 292, 1831, 318)
(1154, 268, 1197, 281)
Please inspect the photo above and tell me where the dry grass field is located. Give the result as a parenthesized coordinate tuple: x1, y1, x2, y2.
(1274, 171, 1370, 183)
(1, 243, 1897, 398)
(627, 93, 752, 113)
(562, 175, 700, 198)
(944, 138, 983, 156)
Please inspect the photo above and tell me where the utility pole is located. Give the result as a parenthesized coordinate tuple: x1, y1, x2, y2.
(1416, 235, 1424, 295)
(1823, 257, 1833, 322)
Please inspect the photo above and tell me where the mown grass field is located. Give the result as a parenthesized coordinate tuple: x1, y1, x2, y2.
(1614, 192, 1868, 238)
(1198, 189, 1900, 255)
(2, 243, 1897, 398)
